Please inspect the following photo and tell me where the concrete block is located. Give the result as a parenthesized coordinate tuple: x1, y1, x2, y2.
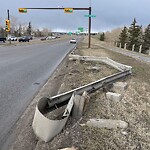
(106, 92, 122, 102)
(86, 119, 128, 129)
(113, 82, 128, 93)
(82, 91, 90, 112)
(72, 95, 85, 117)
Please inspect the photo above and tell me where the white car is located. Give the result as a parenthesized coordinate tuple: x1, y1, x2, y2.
(70, 38, 76, 44)
(46, 36, 52, 40)
(8, 36, 17, 41)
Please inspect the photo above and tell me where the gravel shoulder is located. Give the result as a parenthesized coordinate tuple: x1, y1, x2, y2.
(10, 37, 150, 150)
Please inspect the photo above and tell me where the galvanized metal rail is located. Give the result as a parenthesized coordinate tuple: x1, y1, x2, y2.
(47, 70, 131, 110)
(32, 56, 132, 142)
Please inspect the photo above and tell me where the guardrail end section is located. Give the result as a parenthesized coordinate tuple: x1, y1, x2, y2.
(32, 93, 75, 142)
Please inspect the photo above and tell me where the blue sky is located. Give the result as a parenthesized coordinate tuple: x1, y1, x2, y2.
(1, 0, 150, 32)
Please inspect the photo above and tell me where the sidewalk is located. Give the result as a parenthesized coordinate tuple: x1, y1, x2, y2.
(95, 41, 150, 64)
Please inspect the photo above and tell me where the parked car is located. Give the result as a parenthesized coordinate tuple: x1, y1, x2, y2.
(40, 36, 57, 41)
(46, 36, 53, 40)
(70, 38, 76, 44)
(19, 36, 30, 42)
(8, 36, 17, 41)
(51, 36, 57, 39)
(27, 36, 33, 40)
(0, 37, 6, 43)
(56, 35, 61, 38)
(41, 37, 47, 41)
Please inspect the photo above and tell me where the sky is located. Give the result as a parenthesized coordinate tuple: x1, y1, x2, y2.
(1, 0, 150, 32)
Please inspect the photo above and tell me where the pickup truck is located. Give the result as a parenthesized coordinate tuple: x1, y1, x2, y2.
(0, 37, 6, 43)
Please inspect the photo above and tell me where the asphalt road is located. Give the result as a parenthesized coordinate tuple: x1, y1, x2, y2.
(0, 39, 76, 149)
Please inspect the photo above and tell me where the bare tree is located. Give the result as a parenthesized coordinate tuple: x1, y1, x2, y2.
(26, 22, 32, 36)
(41, 28, 50, 37)
(10, 15, 18, 34)
(105, 27, 123, 43)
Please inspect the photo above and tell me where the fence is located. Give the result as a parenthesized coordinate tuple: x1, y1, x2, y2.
(116, 43, 150, 55)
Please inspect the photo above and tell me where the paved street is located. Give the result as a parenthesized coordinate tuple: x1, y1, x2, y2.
(0, 39, 76, 149)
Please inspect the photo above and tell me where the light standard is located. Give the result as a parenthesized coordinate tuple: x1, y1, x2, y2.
(88, 0, 92, 48)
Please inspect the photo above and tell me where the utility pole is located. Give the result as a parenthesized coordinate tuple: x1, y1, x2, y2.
(7, 9, 11, 44)
(88, 7, 91, 48)
(7, 9, 10, 20)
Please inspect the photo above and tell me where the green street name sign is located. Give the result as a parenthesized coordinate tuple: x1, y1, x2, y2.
(84, 14, 96, 18)
(78, 27, 83, 32)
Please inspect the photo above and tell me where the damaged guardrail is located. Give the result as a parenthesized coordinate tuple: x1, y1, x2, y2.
(69, 55, 132, 72)
(47, 70, 131, 109)
(32, 56, 132, 142)
(32, 93, 74, 142)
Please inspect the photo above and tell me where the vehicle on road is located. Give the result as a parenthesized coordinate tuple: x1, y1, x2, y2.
(19, 36, 30, 42)
(0, 37, 6, 43)
(70, 38, 76, 44)
(7, 36, 17, 41)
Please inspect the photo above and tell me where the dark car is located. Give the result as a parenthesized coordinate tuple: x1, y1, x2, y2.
(27, 36, 33, 40)
(19, 36, 30, 42)
(0, 37, 6, 43)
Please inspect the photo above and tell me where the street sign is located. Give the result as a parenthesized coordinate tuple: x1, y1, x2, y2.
(18, 8, 27, 13)
(76, 31, 80, 35)
(64, 8, 73, 13)
(78, 27, 84, 32)
(84, 14, 96, 18)
(68, 32, 72, 35)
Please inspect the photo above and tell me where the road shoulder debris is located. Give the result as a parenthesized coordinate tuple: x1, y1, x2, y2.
(10, 37, 150, 150)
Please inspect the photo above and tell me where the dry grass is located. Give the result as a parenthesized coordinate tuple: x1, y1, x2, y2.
(45, 37, 150, 150)
(11, 37, 150, 150)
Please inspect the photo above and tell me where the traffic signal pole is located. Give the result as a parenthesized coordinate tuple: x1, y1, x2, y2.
(23, 7, 92, 48)
(88, 7, 91, 48)
(7, 9, 11, 44)
(7, 9, 10, 20)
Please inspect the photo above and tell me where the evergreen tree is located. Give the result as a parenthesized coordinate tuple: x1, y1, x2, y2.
(128, 18, 143, 51)
(18, 24, 22, 37)
(118, 26, 128, 48)
(143, 24, 150, 53)
(100, 32, 105, 41)
(27, 22, 32, 35)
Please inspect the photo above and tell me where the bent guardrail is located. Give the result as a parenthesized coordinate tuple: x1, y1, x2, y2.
(32, 56, 132, 142)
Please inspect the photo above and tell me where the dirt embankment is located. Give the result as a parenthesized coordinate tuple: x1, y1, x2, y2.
(11, 37, 150, 150)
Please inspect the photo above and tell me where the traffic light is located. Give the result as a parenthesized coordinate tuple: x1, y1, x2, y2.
(18, 8, 27, 13)
(5, 20, 10, 32)
(64, 8, 73, 13)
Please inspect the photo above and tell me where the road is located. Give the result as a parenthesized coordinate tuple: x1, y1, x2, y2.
(0, 39, 76, 149)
